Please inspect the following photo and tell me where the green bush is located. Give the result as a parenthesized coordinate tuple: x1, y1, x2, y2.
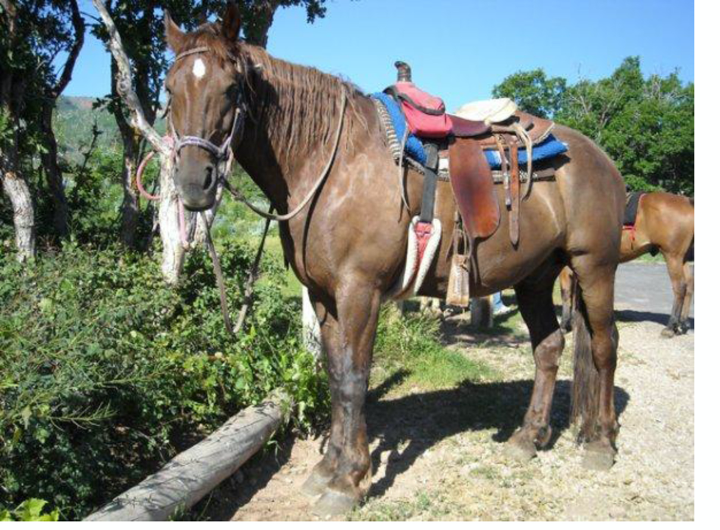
(0, 499, 59, 521)
(0, 241, 327, 519)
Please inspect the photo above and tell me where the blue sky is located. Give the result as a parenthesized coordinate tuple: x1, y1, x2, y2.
(66, 0, 694, 111)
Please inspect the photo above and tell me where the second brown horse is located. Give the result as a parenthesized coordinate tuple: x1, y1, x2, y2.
(560, 192, 694, 337)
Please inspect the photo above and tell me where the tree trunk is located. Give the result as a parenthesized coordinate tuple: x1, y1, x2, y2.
(1, 165, 35, 262)
(470, 296, 493, 330)
(85, 389, 293, 521)
(1, 0, 35, 261)
(111, 60, 140, 248)
(37, 0, 83, 240)
(40, 103, 69, 239)
(158, 154, 185, 285)
(119, 139, 140, 247)
(302, 287, 322, 364)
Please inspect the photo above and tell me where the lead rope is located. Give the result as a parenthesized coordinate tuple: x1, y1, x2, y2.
(200, 209, 273, 335)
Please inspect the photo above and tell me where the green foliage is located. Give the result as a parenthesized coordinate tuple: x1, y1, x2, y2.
(373, 307, 494, 390)
(492, 57, 694, 194)
(0, 498, 60, 521)
(0, 242, 327, 520)
(492, 68, 567, 119)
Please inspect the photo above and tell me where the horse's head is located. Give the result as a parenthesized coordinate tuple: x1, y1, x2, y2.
(164, 4, 245, 211)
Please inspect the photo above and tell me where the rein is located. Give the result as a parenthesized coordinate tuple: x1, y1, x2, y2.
(222, 88, 348, 222)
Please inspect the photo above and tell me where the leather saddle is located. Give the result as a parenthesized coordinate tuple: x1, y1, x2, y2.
(386, 61, 555, 245)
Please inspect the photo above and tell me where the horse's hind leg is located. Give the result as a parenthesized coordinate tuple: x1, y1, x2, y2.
(679, 261, 694, 333)
(506, 267, 565, 462)
(661, 253, 687, 337)
(570, 258, 619, 470)
(301, 281, 381, 516)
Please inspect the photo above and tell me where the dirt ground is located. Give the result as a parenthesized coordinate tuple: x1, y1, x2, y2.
(199, 307, 694, 521)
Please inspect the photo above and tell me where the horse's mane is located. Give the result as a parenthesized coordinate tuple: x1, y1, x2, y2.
(174, 22, 365, 160)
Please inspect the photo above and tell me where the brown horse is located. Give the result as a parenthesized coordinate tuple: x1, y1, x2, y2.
(559, 192, 694, 337)
(163, 5, 625, 515)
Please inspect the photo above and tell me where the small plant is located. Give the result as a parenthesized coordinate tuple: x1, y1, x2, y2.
(0, 499, 59, 521)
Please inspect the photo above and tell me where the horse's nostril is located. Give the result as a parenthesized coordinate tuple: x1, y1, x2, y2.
(203, 166, 214, 190)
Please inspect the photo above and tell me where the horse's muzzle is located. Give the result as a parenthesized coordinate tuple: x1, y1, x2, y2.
(175, 163, 218, 211)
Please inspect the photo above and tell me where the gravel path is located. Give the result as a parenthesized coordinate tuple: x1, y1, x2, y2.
(201, 308, 693, 521)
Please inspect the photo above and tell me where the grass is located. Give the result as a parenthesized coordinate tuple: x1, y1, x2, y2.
(371, 306, 499, 394)
(634, 252, 665, 264)
(351, 490, 460, 521)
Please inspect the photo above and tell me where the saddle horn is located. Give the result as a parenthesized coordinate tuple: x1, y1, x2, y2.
(394, 61, 412, 82)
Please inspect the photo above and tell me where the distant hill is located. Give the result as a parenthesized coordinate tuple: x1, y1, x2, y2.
(55, 96, 165, 163)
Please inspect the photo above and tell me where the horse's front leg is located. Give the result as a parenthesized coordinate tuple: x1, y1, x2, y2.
(302, 280, 381, 516)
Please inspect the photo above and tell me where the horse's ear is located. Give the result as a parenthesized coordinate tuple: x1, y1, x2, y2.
(165, 11, 185, 54)
(221, 2, 242, 42)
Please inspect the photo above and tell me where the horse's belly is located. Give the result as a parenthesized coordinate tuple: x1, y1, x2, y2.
(419, 181, 566, 297)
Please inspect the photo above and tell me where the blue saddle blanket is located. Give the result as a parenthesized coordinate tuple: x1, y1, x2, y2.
(484, 135, 568, 169)
(371, 92, 567, 169)
(372, 92, 428, 165)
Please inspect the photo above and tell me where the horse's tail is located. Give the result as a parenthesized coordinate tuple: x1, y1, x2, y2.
(570, 283, 600, 441)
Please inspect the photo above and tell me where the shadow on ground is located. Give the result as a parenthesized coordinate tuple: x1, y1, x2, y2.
(364, 376, 629, 501)
(200, 372, 630, 519)
(616, 309, 694, 330)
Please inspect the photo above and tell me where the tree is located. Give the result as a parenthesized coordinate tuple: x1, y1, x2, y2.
(38, 0, 84, 239)
(492, 68, 567, 119)
(558, 57, 694, 194)
(1, 0, 86, 258)
(492, 57, 694, 194)
(1, 0, 38, 261)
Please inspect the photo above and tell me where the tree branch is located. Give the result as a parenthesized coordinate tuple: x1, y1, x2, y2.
(49, 0, 85, 99)
(91, 0, 168, 155)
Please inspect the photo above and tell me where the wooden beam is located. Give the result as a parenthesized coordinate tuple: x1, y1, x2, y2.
(85, 389, 293, 521)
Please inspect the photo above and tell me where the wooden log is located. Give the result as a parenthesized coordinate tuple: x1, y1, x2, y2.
(85, 389, 293, 521)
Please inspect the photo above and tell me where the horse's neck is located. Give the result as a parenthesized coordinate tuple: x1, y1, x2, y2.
(235, 61, 350, 211)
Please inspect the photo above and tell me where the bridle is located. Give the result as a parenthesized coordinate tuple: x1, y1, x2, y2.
(163, 45, 348, 223)
(166, 46, 246, 181)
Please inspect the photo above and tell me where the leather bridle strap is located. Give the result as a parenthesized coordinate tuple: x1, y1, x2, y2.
(223, 89, 348, 222)
(167, 47, 245, 170)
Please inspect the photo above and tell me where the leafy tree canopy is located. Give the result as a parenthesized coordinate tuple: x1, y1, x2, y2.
(492, 57, 694, 194)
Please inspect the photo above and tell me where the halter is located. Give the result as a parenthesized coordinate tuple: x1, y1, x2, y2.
(167, 47, 245, 172)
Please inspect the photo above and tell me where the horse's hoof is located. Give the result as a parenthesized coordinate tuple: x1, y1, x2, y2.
(312, 489, 359, 518)
(660, 327, 676, 339)
(301, 471, 332, 498)
(582, 443, 615, 471)
(505, 437, 537, 464)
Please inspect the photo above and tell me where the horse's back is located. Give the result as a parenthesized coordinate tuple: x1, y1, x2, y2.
(639, 192, 694, 255)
